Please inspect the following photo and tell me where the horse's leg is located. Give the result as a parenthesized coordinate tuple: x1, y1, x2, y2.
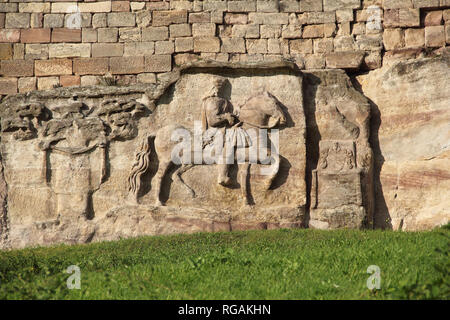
(174, 164, 196, 198)
(154, 158, 172, 206)
(238, 162, 251, 206)
(261, 148, 280, 190)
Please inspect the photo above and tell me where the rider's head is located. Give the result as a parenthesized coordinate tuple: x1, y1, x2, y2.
(208, 76, 227, 97)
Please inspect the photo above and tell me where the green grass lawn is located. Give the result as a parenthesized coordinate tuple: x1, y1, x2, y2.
(0, 226, 449, 300)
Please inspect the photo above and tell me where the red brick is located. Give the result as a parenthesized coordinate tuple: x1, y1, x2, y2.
(35, 59, 72, 76)
(109, 56, 144, 74)
(60, 75, 80, 87)
(0, 29, 20, 43)
(52, 28, 81, 43)
(0, 77, 17, 95)
(0, 60, 34, 77)
(73, 58, 109, 75)
(21, 28, 51, 43)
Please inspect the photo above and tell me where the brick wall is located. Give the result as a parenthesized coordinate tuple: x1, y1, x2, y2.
(0, 0, 449, 95)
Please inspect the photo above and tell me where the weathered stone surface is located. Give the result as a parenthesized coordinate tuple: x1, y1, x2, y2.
(1, 60, 34, 77)
(0, 78, 17, 95)
(20, 29, 51, 44)
(73, 58, 109, 75)
(51, 28, 82, 43)
(35, 59, 72, 76)
(153, 10, 188, 26)
(356, 55, 450, 230)
(304, 69, 374, 229)
(425, 25, 446, 47)
(325, 51, 365, 69)
(0, 60, 379, 249)
(0, 44, 13, 60)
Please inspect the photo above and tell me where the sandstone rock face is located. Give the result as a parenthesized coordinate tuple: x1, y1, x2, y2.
(0, 61, 376, 249)
(356, 55, 450, 231)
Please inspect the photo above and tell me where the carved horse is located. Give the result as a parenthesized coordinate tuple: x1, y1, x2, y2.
(128, 91, 287, 206)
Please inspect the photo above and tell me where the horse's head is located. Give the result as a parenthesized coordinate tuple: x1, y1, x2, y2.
(239, 91, 287, 129)
(263, 91, 287, 128)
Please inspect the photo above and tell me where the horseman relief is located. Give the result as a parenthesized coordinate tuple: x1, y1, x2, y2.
(125, 68, 307, 223)
(129, 75, 290, 207)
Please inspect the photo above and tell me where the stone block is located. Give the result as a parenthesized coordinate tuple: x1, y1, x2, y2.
(323, 0, 361, 11)
(19, 2, 51, 13)
(383, 0, 413, 9)
(119, 27, 141, 42)
(52, 28, 82, 43)
(248, 13, 289, 24)
(73, 58, 109, 75)
(424, 11, 443, 27)
(112, 1, 130, 12)
(60, 75, 81, 87)
(79, 1, 112, 13)
(221, 38, 246, 53)
(18, 77, 36, 93)
(44, 14, 64, 28)
(124, 42, 155, 56)
(142, 27, 169, 41)
(232, 25, 260, 38)
(144, 55, 172, 72)
(37, 76, 59, 90)
(92, 43, 124, 57)
(425, 25, 445, 47)
(25, 44, 48, 60)
(175, 37, 194, 52)
(300, 0, 323, 12)
(224, 13, 248, 25)
(290, 39, 313, 54)
(98, 28, 118, 42)
(170, 24, 191, 38)
(0, 78, 17, 95)
(153, 11, 188, 26)
(303, 25, 324, 38)
(48, 43, 91, 58)
(35, 59, 72, 76)
(110, 56, 145, 74)
(261, 25, 282, 38)
(107, 12, 135, 27)
(246, 39, 268, 54)
(228, 1, 257, 12)
(405, 28, 424, 47)
(383, 28, 405, 50)
(155, 40, 175, 54)
(5, 13, 30, 29)
(192, 23, 216, 37)
(325, 51, 365, 69)
(0, 44, 13, 60)
(21, 29, 51, 44)
(1, 60, 34, 77)
(193, 36, 221, 52)
(384, 8, 420, 27)
(189, 12, 211, 23)
(82, 28, 98, 43)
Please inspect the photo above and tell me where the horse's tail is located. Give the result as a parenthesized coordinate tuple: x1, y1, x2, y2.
(128, 133, 155, 203)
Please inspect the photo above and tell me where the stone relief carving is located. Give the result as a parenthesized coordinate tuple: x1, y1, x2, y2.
(128, 76, 287, 207)
(0, 62, 374, 249)
(307, 71, 374, 230)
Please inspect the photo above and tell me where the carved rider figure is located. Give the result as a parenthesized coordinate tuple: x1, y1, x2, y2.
(201, 77, 250, 186)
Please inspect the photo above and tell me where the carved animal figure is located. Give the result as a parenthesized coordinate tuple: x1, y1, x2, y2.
(128, 91, 287, 207)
